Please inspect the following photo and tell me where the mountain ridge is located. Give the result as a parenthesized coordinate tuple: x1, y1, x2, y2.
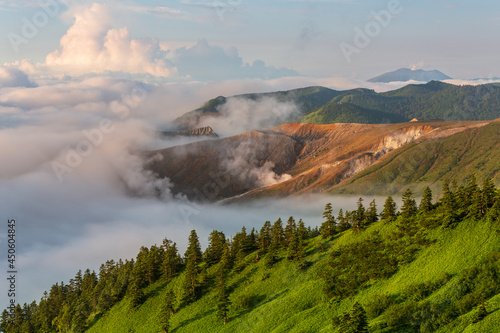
(174, 81, 500, 129)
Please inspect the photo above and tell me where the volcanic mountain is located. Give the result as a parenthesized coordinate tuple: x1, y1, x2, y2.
(367, 68, 452, 83)
(146, 119, 499, 202)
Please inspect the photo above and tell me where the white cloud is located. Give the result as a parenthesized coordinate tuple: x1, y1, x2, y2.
(173, 39, 299, 80)
(0, 65, 36, 88)
(45, 3, 176, 77)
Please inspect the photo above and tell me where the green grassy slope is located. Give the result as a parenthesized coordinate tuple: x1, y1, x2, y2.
(86, 216, 500, 333)
(333, 121, 500, 195)
(301, 102, 407, 124)
(175, 86, 342, 126)
(337, 81, 500, 120)
(175, 82, 500, 127)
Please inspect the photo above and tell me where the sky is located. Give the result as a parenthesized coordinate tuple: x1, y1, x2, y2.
(1, 0, 499, 82)
(0, 0, 499, 307)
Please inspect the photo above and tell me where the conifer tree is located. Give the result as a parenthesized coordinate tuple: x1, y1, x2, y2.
(219, 243, 233, 273)
(419, 186, 433, 213)
(264, 244, 278, 268)
(353, 198, 366, 233)
(184, 230, 203, 272)
(366, 199, 378, 225)
(204, 230, 226, 266)
(487, 194, 500, 223)
(468, 190, 484, 220)
(381, 196, 397, 221)
(482, 176, 496, 210)
(271, 218, 285, 248)
(128, 279, 145, 309)
(182, 259, 199, 304)
(297, 219, 308, 240)
(132, 246, 150, 288)
(441, 180, 459, 227)
(284, 216, 297, 245)
(349, 302, 369, 333)
(466, 174, 479, 204)
(182, 230, 203, 303)
(259, 221, 272, 254)
(162, 239, 182, 280)
(158, 291, 175, 333)
(216, 282, 230, 325)
(337, 209, 350, 231)
(321, 203, 337, 238)
(401, 188, 417, 218)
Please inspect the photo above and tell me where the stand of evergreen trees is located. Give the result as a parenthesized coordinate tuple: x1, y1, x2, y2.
(1, 176, 499, 333)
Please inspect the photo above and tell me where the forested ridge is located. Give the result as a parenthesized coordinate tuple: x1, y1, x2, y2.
(2, 175, 500, 333)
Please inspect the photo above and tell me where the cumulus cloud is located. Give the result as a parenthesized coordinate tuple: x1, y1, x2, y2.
(45, 3, 175, 77)
(0, 65, 36, 88)
(173, 39, 299, 81)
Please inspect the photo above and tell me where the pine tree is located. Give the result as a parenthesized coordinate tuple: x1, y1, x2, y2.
(353, 198, 366, 233)
(440, 179, 459, 227)
(182, 230, 203, 304)
(271, 218, 285, 248)
(337, 209, 350, 231)
(482, 176, 496, 210)
(216, 283, 230, 325)
(401, 188, 417, 218)
(128, 279, 144, 309)
(286, 231, 300, 261)
(184, 230, 203, 273)
(465, 174, 479, 205)
(162, 239, 182, 280)
(284, 216, 297, 245)
(219, 243, 233, 273)
(468, 190, 484, 220)
(487, 193, 500, 223)
(259, 221, 272, 254)
(132, 246, 150, 288)
(297, 219, 308, 240)
(158, 290, 176, 332)
(366, 199, 378, 225)
(264, 244, 278, 268)
(349, 302, 369, 333)
(381, 196, 397, 221)
(321, 203, 337, 238)
(419, 186, 433, 213)
(182, 259, 199, 304)
(205, 230, 226, 266)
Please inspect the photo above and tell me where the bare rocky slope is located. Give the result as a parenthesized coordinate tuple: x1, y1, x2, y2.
(146, 120, 497, 202)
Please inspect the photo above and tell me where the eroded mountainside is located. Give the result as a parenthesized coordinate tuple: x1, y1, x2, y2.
(147, 120, 497, 201)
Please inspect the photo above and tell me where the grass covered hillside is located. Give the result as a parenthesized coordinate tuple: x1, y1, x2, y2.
(175, 82, 500, 128)
(301, 102, 406, 125)
(3, 178, 500, 333)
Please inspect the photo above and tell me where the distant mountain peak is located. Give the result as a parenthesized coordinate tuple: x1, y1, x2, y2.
(368, 68, 452, 83)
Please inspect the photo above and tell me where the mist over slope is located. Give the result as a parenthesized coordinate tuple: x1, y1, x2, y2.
(175, 81, 500, 129)
(147, 120, 497, 202)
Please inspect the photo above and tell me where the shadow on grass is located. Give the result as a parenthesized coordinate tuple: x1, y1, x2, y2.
(172, 309, 216, 333)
